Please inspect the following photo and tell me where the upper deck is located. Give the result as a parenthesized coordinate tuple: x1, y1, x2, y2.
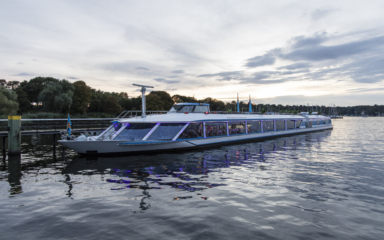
(118, 103, 329, 123)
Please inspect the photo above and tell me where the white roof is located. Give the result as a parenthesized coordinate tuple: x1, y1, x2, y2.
(118, 113, 329, 123)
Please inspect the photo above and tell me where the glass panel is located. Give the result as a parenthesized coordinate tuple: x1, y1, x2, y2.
(148, 123, 186, 140)
(113, 122, 123, 131)
(205, 122, 227, 137)
(275, 120, 285, 131)
(194, 106, 209, 113)
(247, 121, 261, 133)
(287, 120, 295, 129)
(169, 105, 195, 113)
(178, 122, 204, 139)
(329, 119, 332, 124)
(262, 121, 274, 132)
(228, 121, 246, 135)
(114, 123, 157, 141)
(296, 120, 302, 128)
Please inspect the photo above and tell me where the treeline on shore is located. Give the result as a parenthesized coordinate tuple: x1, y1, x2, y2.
(1, 77, 383, 118)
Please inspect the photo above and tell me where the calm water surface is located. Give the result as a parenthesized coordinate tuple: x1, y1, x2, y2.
(1, 117, 384, 239)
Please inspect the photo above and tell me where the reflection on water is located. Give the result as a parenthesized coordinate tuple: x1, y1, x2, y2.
(1, 118, 384, 239)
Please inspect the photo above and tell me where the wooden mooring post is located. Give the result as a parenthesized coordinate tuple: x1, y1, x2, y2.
(8, 116, 21, 155)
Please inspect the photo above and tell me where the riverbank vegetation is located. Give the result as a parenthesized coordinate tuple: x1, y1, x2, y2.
(1, 77, 383, 118)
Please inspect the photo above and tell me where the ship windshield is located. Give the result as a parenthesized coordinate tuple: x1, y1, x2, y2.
(168, 105, 209, 113)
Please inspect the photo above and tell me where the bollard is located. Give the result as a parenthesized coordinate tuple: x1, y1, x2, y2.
(8, 116, 21, 155)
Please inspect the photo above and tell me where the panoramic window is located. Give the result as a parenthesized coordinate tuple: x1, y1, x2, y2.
(178, 122, 204, 139)
(247, 121, 261, 133)
(228, 121, 246, 135)
(114, 123, 157, 141)
(262, 121, 274, 132)
(275, 120, 285, 131)
(148, 123, 186, 140)
(205, 122, 227, 137)
(296, 120, 302, 128)
(287, 120, 295, 130)
(113, 122, 123, 131)
(169, 105, 195, 113)
(194, 106, 209, 113)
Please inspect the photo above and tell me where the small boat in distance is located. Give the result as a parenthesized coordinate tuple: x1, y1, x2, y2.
(58, 85, 333, 155)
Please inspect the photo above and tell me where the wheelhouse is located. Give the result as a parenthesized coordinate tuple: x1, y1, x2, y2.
(168, 103, 210, 113)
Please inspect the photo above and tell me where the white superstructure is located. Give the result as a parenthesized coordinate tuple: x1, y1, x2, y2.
(58, 102, 333, 155)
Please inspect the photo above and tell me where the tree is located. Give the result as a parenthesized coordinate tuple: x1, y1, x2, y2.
(6, 81, 20, 90)
(88, 89, 104, 112)
(145, 94, 165, 110)
(0, 79, 7, 87)
(172, 94, 196, 103)
(15, 87, 31, 113)
(0, 86, 19, 116)
(148, 91, 173, 110)
(23, 77, 59, 104)
(38, 80, 74, 113)
(71, 81, 92, 114)
(103, 96, 121, 114)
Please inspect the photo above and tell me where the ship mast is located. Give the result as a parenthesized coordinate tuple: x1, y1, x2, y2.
(133, 84, 154, 118)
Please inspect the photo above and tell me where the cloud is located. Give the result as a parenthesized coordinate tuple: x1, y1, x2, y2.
(282, 35, 384, 61)
(311, 8, 337, 21)
(68, 77, 78, 80)
(153, 78, 180, 84)
(136, 67, 149, 70)
(171, 70, 184, 74)
(347, 87, 384, 93)
(245, 49, 280, 68)
(197, 71, 243, 81)
(277, 62, 312, 70)
(13, 72, 34, 76)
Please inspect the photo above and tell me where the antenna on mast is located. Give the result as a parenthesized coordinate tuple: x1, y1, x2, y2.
(133, 84, 154, 118)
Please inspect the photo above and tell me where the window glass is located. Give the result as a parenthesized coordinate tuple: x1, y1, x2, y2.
(329, 119, 332, 124)
(194, 106, 209, 113)
(296, 120, 302, 128)
(148, 123, 186, 140)
(262, 121, 274, 132)
(287, 120, 295, 129)
(205, 122, 227, 137)
(275, 120, 285, 131)
(113, 122, 123, 131)
(178, 123, 204, 139)
(300, 121, 306, 127)
(247, 121, 261, 133)
(114, 123, 156, 141)
(228, 121, 246, 135)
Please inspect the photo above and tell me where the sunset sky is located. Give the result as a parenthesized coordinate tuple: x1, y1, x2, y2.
(1, 0, 384, 106)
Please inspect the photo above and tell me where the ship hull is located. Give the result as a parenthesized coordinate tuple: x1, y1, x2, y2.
(58, 125, 333, 155)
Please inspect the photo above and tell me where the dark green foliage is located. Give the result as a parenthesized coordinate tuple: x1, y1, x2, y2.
(6, 81, 20, 89)
(71, 81, 92, 114)
(15, 87, 31, 114)
(22, 77, 59, 103)
(38, 80, 74, 113)
(148, 91, 173, 110)
(103, 96, 121, 114)
(146, 94, 165, 110)
(0, 86, 19, 116)
(172, 94, 197, 103)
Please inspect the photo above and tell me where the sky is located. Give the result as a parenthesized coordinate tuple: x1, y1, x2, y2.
(1, 0, 384, 106)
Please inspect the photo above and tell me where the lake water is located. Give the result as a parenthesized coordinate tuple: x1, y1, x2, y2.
(1, 117, 384, 240)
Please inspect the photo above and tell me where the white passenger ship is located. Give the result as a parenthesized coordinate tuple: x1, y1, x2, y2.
(59, 85, 333, 155)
